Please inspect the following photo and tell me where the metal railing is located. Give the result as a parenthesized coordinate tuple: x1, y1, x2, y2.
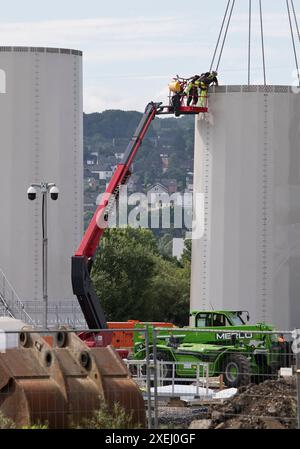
(125, 359, 210, 399)
(0, 269, 34, 325)
(20, 300, 87, 328)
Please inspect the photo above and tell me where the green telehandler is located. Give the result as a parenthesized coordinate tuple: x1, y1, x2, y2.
(132, 310, 293, 388)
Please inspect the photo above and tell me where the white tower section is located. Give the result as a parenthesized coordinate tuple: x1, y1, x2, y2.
(0, 47, 83, 304)
(191, 85, 300, 330)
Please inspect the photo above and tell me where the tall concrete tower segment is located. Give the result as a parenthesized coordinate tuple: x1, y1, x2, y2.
(0, 47, 83, 306)
(191, 85, 300, 329)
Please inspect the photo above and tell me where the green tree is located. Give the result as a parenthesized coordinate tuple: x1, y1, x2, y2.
(181, 239, 192, 265)
(91, 228, 158, 321)
(157, 233, 173, 257)
(146, 255, 190, 326)
(91, 228, 190, 325)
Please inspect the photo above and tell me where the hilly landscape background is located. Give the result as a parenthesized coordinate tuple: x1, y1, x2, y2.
(83, 110, 195, 322)
(84, 110, 195, 191)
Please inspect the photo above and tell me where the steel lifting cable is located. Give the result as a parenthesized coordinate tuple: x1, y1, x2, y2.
(216, 0, 236, 71)
(286, 0, 300, 87)
(291, 0, 300, 42)
(248, 0, 252, 85)
(259, 0, 267, 85)
(209, 0, 231, 71)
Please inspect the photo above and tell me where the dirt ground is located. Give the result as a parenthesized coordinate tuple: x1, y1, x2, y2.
(158, 378, 297, 429)
(195, 378, 298, 429)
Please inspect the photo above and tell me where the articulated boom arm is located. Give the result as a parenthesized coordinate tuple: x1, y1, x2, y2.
(72, 102, 163, 329)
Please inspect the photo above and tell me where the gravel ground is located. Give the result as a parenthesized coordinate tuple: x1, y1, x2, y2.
(158, 406, 210, 428)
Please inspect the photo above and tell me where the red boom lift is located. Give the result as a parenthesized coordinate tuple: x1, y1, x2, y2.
(72, 98, 208, 339)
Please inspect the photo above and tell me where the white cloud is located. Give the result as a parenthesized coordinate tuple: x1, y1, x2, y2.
(84, 81, 171, 113)
(230, 12, 298, 38)
(0, 16, 209, 47)
(0, 16, 215, 64)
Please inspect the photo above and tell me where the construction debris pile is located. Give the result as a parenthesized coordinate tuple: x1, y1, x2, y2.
(189, 378, 297, 429)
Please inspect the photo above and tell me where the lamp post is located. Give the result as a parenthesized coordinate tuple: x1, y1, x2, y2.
(27, 182, 59, 328)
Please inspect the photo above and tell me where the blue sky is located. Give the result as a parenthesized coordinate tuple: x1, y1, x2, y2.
(0, 0, 299, 112)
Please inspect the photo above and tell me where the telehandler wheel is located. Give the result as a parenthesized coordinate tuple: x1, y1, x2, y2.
(222, 354, 251, 388)
(156, 351, 174, 384)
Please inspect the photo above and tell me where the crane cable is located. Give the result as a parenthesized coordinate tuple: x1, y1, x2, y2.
(259, 0, 267, 85)
(248, 0, 252, 85)
(210, 0, 299, 85)
(291, 0, 300, 42)
(286, 0, 300, 87)
(216, 0, 236, 71)
(209, 0, 231, 71)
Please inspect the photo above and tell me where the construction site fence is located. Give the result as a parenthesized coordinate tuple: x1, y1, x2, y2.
(0, 327, 299, 430)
